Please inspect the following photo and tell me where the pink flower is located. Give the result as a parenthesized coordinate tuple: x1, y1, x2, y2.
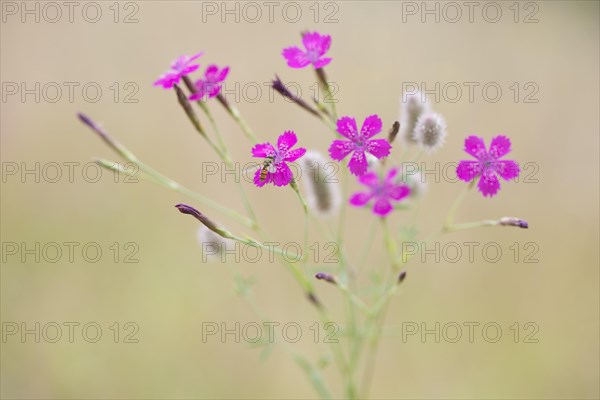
(282, 31, 332, 69)
(154, 53, 203, 89)
(350, 168, 410, 217)
(189, 64, 230, 101)
(329, 115, 392, 176)
(252, 131, 306, 187)
(456, 135, 520, 197)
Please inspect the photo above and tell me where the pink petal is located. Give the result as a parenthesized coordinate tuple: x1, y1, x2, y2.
(388, 185, 410, 201)
(329, 139, 354, 161)
(205, 65, 219, 78)
(358, 172, 379, 188)
(217, 66, 229, 81)
(317, 34, 331, 56)
(350, 192, 373, 206)
(313, 57, 332, 69)
(277, 131, 297, 152)
(373, 198, 393, 216)
(252, 142, 275, 158)
(456, 161, 481, 182)
(187, 52, 204, 64)
(206, 84, 222, 98)
(489, 135, 512, 159)
(348, 151, 368, 176)
(154, 72, 179, 88)
(180, 64, 200, 75)
(385, 168, 399, 183)
(495, 160, 520, 181)
(272, 162, 294, 186)
(336, 117, 359, 140)
(284, 147, 306, 162)
(283, 47, 310, 68)
(464, 136, 487, 159)
(361, 115, 382, 139)
(477, 171, 500, 197)
(366, 139, 391, 159)
(302, 32, 321, 51)
(253, 167, 270, 187)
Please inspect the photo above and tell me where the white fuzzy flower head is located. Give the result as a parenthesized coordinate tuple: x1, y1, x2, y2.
(299, 151, 341, 218)
(412, 112, 447, 153)
(399, 91, 431, 145)
(197, 226, 234, 262)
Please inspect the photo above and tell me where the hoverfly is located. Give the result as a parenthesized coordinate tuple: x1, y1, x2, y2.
(259, 156, 276, 182)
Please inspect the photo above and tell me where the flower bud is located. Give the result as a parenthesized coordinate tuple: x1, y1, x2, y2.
(299, 151, 341, 217)
(499, 217, 529, 229)
(412, 112, 447, 152)
(174, 85, 206, 136)
(398, 271, 407, 284)
(272, 75, 320, 116)
(315, 272, 337, 285)
(399, 91, 431, 144)
(175, 204, 229, 237)
(388, 121, 400, 144)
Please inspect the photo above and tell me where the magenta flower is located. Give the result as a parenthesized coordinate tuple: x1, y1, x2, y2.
(350, 168, 410, 217)
(282, 31, 332, 69)
(329, 115, 392, 176)
(154, 53, 203, 89)
(189, 64, 229, 101)
(252, 131, 306, 187)
(456, 135, 520, 197)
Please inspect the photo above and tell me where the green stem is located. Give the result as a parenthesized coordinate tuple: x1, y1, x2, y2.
(444, 179, 476, 228)
(95, 158, 254, 228)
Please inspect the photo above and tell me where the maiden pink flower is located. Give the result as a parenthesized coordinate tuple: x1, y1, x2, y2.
(252, 131, 306, 187)
(189, 64, 229, 101)
(350, 168, 410, 217)
(329, 115, 392, 176)
(154, 53, 203, 89)
(283, 31, 332, 69)
(456, 135, 520, 197)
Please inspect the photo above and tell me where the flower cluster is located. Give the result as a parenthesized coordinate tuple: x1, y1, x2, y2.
(81, 28, 529, 400)
(154, 53, 229, 101)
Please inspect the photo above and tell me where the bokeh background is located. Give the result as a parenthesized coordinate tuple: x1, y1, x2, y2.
(1, 1, 599, 398)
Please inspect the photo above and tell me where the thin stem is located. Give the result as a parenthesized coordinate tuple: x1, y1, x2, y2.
(444, 179, 476, 228)
(95, 158, 254, 228)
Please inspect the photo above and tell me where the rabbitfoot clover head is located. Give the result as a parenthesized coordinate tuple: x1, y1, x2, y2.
(189, 64, 229, 101)
(154, 53, 203, 89)
(329, 115, 392, 176)
(456, 135, 520, 197)
(350, 168, 410, 217)
(283, 31, 332, 69)
(252, 131, 306, 187)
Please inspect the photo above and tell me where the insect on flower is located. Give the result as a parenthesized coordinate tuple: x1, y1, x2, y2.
(259, 156, 275, 182)
(252, 131, 306, 187)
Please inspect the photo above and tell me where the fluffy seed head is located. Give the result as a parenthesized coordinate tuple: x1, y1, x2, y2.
(299, 151, 341, 217)
(412, 112, 447, 152)
(399, 91, 431, 144)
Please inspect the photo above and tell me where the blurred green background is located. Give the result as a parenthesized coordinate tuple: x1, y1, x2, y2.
(1, 1, 598, 398)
